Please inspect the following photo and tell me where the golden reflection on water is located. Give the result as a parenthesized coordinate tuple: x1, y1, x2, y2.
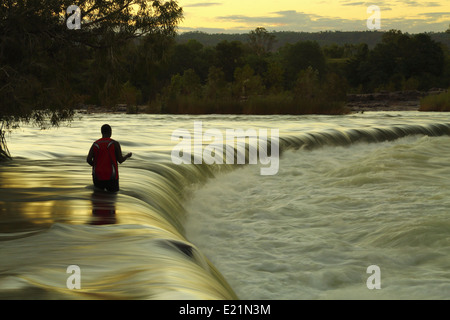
(0, 162, 94, 232)
(0, 160, 238, 299)
(90, 190, 117, 225)
(3, 113, 450, 299)
(0, 159, 190, 239)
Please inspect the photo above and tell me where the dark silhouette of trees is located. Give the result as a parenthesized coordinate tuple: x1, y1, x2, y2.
(214, 41, 245, 82)
(344, 30, 447, 91)
(280, 41, 327, 89)
(247, 27, 276, 57)
(159, 28, 448, 114)
(0, 0, 183, 159)
(0, 0, 183, 128)
(2, 12, 450, 160)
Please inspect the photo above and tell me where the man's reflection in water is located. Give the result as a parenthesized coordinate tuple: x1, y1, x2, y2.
(90, 189, 117, 225)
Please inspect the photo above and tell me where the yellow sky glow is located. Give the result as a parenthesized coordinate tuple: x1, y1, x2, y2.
(177, 0, 450, 33)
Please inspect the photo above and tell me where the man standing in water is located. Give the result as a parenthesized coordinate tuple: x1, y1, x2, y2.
(87, 124, 132, 192)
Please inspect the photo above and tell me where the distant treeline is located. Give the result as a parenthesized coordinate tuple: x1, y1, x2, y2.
(101, 28, 449, 115)
(176, 30, 450, 51)
(2, 21, 449, 117)
(5, 2, 450, 160)
(1, 0, 449, 120)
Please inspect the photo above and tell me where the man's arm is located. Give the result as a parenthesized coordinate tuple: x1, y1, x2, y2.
(115, 141, 132, 164)
(87, 145, 95, 166)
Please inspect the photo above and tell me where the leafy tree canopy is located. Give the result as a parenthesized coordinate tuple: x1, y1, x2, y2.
(0, 0, 183, 129)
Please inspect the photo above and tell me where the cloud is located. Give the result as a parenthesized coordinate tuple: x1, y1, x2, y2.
(178, 26, 231, 33)
(217, 10, 366, 31)
(398, 1, 441, 6)
(418, 12, 450, 18)
(183, 2, 222, 7)
(215, 9, 448, 33)
(181, 1, 448, 34)
(339, 0, 442, 7)
(341, 1, 368, 6)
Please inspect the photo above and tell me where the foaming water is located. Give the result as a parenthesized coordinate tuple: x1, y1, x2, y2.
(186, 135, 450, 299)
(1, 112, 450, 299)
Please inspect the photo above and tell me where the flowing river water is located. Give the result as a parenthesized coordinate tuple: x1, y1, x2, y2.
(0, 111, 449, 299)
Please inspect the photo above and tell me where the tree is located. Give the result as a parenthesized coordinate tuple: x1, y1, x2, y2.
(166, 69, 202, 98)
(264, 61, 284, 93)
(125, 32, 176, 103)
(323, 44, 344, 59)
(403, 34, 444, 79)
(214, 40, 244, 82)
(281, 41, 326, 89)
(294, 67, 320, 100)
(119, 81, 143, 107)
(247, 27, 276, 57)
(233, 65, 265, 98)
(0, 0, 183, 159)
(167, 40, 211, 83)
(364, 31, 444, 90)
(205, 66, 227, 100)
(68, 0, 183, 49)
(344, 43, 370, 90)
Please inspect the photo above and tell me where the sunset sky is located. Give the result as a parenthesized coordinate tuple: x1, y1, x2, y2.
(177, 0, 450, 33)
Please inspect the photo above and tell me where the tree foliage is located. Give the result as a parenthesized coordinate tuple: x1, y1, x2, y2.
(0, 0, 183, 129)
(1, 12, 449, 147)
(247, 27, 276, 57)
(344, 30, 447, 91)
(281, 41, 327, 89)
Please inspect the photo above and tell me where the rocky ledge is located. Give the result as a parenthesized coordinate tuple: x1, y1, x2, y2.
(346, 88, 447, 112)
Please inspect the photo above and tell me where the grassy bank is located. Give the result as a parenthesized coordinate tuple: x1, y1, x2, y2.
(419, 90, 450, 111)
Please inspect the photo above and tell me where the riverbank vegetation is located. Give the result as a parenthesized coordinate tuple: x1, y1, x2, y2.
(420, 91, 450, 112)
(83, 27, 449, 116)
(1, 4, 449, 120)
(99, 28, 450, 115)
(1, 2, 450, 159)
(0, 0, 183, 159)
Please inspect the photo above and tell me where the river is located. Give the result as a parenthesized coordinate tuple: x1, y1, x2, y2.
(0, 111, 449, 299)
